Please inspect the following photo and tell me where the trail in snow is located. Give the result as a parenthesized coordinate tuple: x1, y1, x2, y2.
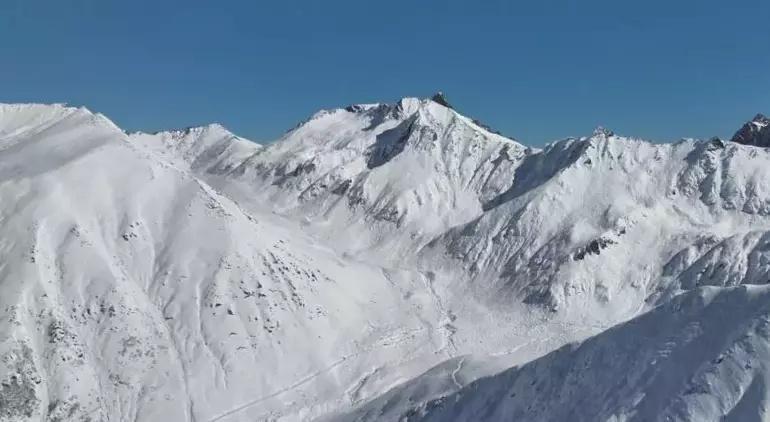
(420, 271, 458, 357)
(208, 323, 428, 421)
(208, 355, 352, 422)
(450, 357, 465, 389)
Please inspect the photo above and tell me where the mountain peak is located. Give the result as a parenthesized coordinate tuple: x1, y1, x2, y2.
(0, 102, 120, 136)
(751, 113, 770, 127)
(730, 113, 770, 147)
(147, 123, 234, 138)
(430, 91, 453, 109)
(592, 126, 615, 138)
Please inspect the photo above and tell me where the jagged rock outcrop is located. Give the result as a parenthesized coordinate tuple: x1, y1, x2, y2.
(429, 91, 453, 109)
(730, 113, 770, 147)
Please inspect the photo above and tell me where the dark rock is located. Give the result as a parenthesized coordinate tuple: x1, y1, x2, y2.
(366, 115, 417, 169)
(471, 118, 504, 136)
(430, 91, 453, 109)
(573, 237, 616, 261)
(706, 137, 725, 151)
(730, 113, 770, 147)
(592, 127, 615, 138)
(331, 179, 352, 195)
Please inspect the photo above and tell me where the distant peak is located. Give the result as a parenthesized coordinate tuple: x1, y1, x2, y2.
(430, 91, 453, 109)
(151, 123, 231, 137)
(751, 113, 770, 127)
(0, 102, 120, 135)
(592, 126, 615, 138)
(730, 113, 770, 147)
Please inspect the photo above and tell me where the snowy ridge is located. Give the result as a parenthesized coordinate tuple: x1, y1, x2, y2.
(731, 113, 770, 147)
(2, 99, 770, 421)
(420, 133, 770, 321)
(194, 95, 531, 261)
(130, 123, 262, 173)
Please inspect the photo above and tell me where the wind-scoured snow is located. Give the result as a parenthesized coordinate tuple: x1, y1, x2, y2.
(2, 99, 770, 421)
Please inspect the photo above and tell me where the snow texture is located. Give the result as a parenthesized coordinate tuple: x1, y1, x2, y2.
(1, 99, 770, 421)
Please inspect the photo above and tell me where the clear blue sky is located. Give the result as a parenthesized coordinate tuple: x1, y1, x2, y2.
(1, 0, 769, 145)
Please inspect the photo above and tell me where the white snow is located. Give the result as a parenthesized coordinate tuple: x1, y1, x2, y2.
(398, 285, 770, 422)
(2, 99, 770, 421)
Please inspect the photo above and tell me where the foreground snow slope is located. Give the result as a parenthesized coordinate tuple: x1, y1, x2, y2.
(394, 285, 770, 422)
(0, 103, 469, 421)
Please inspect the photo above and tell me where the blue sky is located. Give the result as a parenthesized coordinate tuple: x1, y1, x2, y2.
(1, 0, 768, 145)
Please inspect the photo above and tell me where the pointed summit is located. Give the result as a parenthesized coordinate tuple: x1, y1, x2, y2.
(750, 113, 770, 128)
(430, 91, 453, 109)
(730, 113, 770, 147)
(592, 126, 615, 138)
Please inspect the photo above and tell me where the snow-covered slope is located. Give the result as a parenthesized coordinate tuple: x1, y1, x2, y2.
(382, 285, 770, 422)
(4, 98, 770, 422)
(418, 131, 770, 325)
(0, 103, 467, 421)
(187, 95, 531, 261)
(154, 102, 770, 324)
(130, 123, 261, 173)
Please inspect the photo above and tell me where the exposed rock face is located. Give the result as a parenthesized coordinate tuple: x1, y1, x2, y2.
(592, 126, 615, 138)
(730, 113, 770, 147)
(430, 91, 453, 109)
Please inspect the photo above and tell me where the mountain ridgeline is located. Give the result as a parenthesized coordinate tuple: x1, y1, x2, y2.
(1, 96, 770, 421)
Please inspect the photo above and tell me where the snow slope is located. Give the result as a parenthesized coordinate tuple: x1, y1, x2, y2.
(130, 100, 770, 421)
(130, 123, 261, 173)
(420, 132, 770, 325)
(3, 99, 770, 422)
(0, 103, 465, 421)
(385, 285, 770, 422)
(188, 96, 531, 262)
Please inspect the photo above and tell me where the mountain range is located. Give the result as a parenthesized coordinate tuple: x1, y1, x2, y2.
(1, 96, 770, 421)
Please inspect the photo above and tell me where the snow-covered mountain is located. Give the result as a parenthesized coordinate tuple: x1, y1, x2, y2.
(190, 96, 531, 262)
(130, 123, 261, 173)
(0, 103, 461, 421)
(422, 131, 770, 321)
(3, 97, 770, 421)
